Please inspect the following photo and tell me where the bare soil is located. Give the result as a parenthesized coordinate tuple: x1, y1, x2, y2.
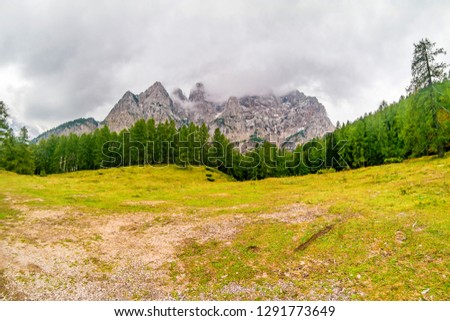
(0, 198, 325, 300)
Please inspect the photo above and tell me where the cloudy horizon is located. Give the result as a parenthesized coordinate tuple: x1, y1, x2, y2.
(1, 0, 449, 137)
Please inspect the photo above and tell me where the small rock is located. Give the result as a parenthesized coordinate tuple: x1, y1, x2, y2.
(421, 288, 430, 295)
(395, 231, 407, 243)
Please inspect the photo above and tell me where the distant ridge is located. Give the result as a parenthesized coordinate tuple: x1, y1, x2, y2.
(34, 82, 335, 145)
(33, 118, 99, 143)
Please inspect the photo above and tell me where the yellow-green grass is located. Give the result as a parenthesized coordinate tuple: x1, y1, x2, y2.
(0, 155, 449, 300)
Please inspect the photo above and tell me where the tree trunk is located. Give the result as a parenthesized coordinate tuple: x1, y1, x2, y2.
(438, 142, 444, 158)
(424, 47, 433, 87)
(432, 99, 445, 158)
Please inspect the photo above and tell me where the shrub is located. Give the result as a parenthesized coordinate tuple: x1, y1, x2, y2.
(207, 177, 215, 182)
(40, 169, 47, 177)
(317, 168, 337, 175)
(205, 167, 214, 172)
(384, 157, 403, 164)
(206, 173, 212, 177)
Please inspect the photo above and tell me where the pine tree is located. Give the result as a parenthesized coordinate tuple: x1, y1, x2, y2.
(13, 127, 35, 174)
(147, 119, 156, 164)
(407, 38, 448, 157)
(129, 119, 148, 165)
(198, 123, 210, 166)
(0, 101, 9, 145)
(0, 101, 10, 169)
(407, 39, 448, 94)
(93, 126, 112, 168)
(78, 134, 94, 170)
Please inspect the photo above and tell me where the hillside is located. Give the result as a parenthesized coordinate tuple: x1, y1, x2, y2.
(0, 156, 449, 300)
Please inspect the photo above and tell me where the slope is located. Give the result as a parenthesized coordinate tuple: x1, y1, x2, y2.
(0, 155, 449, 300)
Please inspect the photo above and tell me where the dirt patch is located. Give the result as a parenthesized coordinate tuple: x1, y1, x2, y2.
(0, 195, 331, 300)
(0, 198, 252, 300)
(209, 193, 231, 198)
(122, 200, 167, 206)
(27, 208, 68, 220)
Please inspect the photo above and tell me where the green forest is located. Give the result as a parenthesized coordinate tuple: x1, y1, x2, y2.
(1, 39, 449, 180)
(0, 80, 449, 181)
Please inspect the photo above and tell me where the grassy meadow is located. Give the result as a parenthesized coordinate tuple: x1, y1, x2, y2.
(0, 155, 449, 300)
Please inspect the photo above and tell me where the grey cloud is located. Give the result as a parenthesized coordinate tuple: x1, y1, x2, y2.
(0, 0, 449, 134)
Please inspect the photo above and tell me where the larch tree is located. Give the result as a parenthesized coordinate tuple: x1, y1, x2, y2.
(407, 38, 448, 157)
(407, 38, 448, 94)
(0, 101, 9, 145)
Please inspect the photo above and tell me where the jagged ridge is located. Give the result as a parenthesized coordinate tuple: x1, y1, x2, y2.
(35, 81, 335, 145)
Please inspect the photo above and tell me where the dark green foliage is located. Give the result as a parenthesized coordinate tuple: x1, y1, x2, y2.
(0, 104, 35, 175)
(249, 132, 264, 143)
(384, 157, 403, 164)
(207, 177, 215, 182)
(2, 80, 449, 179)
(329, 82, 450, 169)
(317, 168, 336, 174)
(0, 101, 9, 144)
(407, 39, 448, 157)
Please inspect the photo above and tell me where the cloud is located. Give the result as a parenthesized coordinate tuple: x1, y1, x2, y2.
(0, 0, 449, 135)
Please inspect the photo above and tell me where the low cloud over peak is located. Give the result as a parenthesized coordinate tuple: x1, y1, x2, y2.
(0, 0, 449, 135)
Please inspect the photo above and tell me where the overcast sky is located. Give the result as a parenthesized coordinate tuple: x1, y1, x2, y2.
(0, 0, 449, 136)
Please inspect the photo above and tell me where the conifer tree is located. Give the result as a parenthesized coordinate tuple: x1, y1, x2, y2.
(407, 38, 448, 157)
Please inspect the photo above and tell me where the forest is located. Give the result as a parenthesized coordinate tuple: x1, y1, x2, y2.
(0, 80, 448, 181)
(1, 39, 449, 180)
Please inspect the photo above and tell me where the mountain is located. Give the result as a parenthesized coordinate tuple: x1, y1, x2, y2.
(32, 118, 99, 142)
(210, 90, 335, 146)
(34, 81, 335, 146)
(104, 82, 181, 132)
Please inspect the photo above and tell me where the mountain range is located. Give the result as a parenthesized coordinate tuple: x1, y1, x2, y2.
(35, 81, 335, 146)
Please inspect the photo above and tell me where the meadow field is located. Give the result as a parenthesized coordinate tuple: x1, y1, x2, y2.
(0, 155, 449, 300)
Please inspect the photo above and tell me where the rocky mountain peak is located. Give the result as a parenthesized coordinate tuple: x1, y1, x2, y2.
(140, 81, 171, 104)
(172, 88, 187, 101)
(223, 96, 241, 116)
(122, 90, 138, 103)
(104, 89, 142, 133)
(36, 80, 335, 148)
(189, 82, 206, 102)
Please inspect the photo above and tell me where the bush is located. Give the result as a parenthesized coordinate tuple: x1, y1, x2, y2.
(384, 157, 403, 164)
(207, 177, 215, 182)
(205, 167, 214, 172)
(40, 169, 47, 177)
(317, 168, 337, 175)
(206, 173, 212, 177)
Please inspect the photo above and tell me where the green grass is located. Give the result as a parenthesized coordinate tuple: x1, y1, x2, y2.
(0, 156, 449, 300)
(0, 194, 20, 220)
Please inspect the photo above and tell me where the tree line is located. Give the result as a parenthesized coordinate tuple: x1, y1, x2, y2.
(1, 39, 449, 180)
(0, 102, 35, 175)
(1, 80, 448, 181)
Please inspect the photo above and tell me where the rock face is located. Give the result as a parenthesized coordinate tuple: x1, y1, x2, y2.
(104, 82, 180, 132)
(35, 81, 335, 146)
(103, 91, 141, 133)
